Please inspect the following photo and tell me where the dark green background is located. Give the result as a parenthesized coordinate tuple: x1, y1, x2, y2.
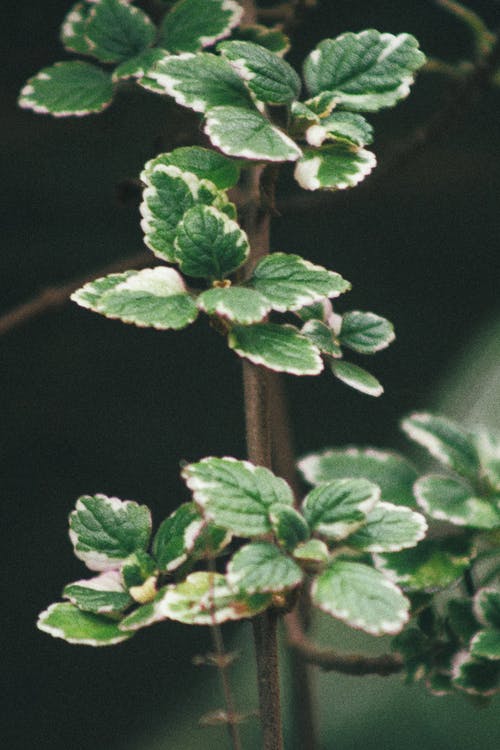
(2, 1, 500, 748)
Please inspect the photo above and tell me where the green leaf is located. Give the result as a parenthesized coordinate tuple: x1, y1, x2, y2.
(152, 502, 203, 572)
(294, 144, 376, 191)
(312, 560, 410, 635)
(218, 40, 301, 105)
(298, 447, 418, 507)
(174, 205, 249, 279)
(293, 539, 330, 565)
(474, 588, 500, 629)
(189, 522, 232, 560)
(118, 591, 167, 632)
(183, 456, 294, 536)
(204, 105, 302, 162)
(391, 627, 431, 682)
(113, 48, 168, 82)
(296, 299, 334, 323)
(149, 53, 253, 112)
(474, 429, 500, 492)
(401, 412, 480, 480)
(69, 494, 152, 572)
(339, 311, 395, 354)
(84, 0, 155, 64)
(121, 551, 157, 589)
(301, 320, 342, 358)
(250, 253, 350, 312)
(227, 542, 303, 594)
(347, 502, 427, 553)
(19, 62, 114, 117)
(198, 286, 271, 324)
(233, 24, 290, 56)
(71, 271, 134, 309)
(37, 603, 133, 646)
(331, 360, 384, 397)
(228, 323, 323, 376)
(63, 570, 132, 615)
(60, 2, 92, 55)
(374, 537, 472, 592)
(269, 504, 310, 551)
(159, 0, 243, 53)
(415, 474, 500, 529)
(73, 268, 199, 330)
(448, 598, 480, 643)
(142, 146, 240, 190)
(156, 571, 271, 625)
(471, 629, 500, 660)
(305, 112, 374, 148)
(452, 652, 500, 696)
(302, 478, 380, 540)
(303, 30, 426, 112)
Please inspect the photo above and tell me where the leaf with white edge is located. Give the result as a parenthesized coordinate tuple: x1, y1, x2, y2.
(305, 91, 338, 117)
(118, 591, 167, 632)
(415, 474, 500, 529)
(474, 429, 500, 492)
(298, 447, 418, 507)
(218, 40, 301, 105)
(113, 48, 168, 82)
(150, 53, 253, 113)
(402, 412, 480, 480)
(152, 502, 202, 572)
(85, 0, 155, 64)
(452, 651, 500, 696)
(269, 504, 310, 551)
(69, 494, 152, 572)
(474, 588, 500, 629)
(189, 522, 232, 560)
(37, 603, 133, 646)
(312, 560, 410, 635)
(302, 478, 380, 540)
(63, 570, 132, 615)
(305, 112, 374, 148)
(156, 571, 271, 625)
(296, 299, 333, 323)
(228, 323, 323, 376)
(374, 537, 472, 591)
(142, 146, 240, 190)
(205, 105, 302, 162)
(72, 271, 135, 310)
(471, 629, 500, 660)
(60, 2, 92, 55)
(339, 311, 395, 354)
(198, 286, 271, 324)
(295, 144, 376, 191)
(347, 501, 427, 553)
(303, 30, 426, 112)
(227, 542, 303, 594)
(293, 539, 330, 565)
(174, 205, 249, 279)
(122, 551, 157, 589)
(233, 24, 290, 56)
(251, 253, 350, 313)
(19, 62, 114, 117)
(331, 360, 383, 397)
(301, 320, 342, 358)
(183, 456, 294, 536)
(159, 0, 243, 53)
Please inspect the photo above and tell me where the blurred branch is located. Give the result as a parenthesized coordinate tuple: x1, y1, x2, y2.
(435, 0, 496, 59)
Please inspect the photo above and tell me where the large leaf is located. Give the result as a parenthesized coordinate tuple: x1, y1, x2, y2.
(302, 478, 380, 540)
(305, 112, 374, 148)
(339, 311, 395, 354)
(37, 603, 133, 646)
(85, 0, 156, 63)
(303, 30, 425, 111)
(69, 494, 152, 571)
(228, 323, 323, 375)
(19, 62, 114, 117)
(227, 542, 303, 594)
(294, 144, 376, 191)
(250, 253, 350, 312)
(183, 456, 294, 536)
(142, 146, 240, 190)
(298, 447, 418, 507)
(60, 2, 93, 55)
(347, 502, 427, 553)
(312, 560, 410, 635)
(152, 502, 203, 572)
(198, 286, 271, 324)
(159, 0, 242, 52)
(205, 106, 302, 161)
(415, 474, 500, 529)
(219, 40, 301, 105)
(63, 571, 132, 615)
(330, 360, 383, 397)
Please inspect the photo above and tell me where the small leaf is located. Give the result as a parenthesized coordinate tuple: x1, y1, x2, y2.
(69, 494, 152, 572)
(174, 205, 249, 279)
(293, 539, 330, 564)
(159, 0, 243, 53)
(269, 504, 310, 551)
(339, 311, 395, 354)
(250, 253, 350, 312)
(312, 560, 410, 635)
(474, 429, 500, 492)
(305, 112, 373, 148)
(301, 320, 342, 358)
(471, 629, 500, 660)
(85, 0, 156, 63)
(302, 478, 380, 540)
(37, 603, 133, 646)
(298, 447, 418, 507)
(233, 24, 290, 56)
(19, 62, 114, 117)
(401, 412, 480, 480)
(452, 651, 500, 696)
(183, 456, 294, 536)
(113, 48, 168, 82)
(198, 287, 271, 324)
(294, 144, 376, 191)
(219, 40, 301, 105)
(347, 501, 427, 553)
(60, 2, 92, 55)
(63, 571, 132, 615)
(152, 502, 203, 572)
(303, 30, 426, 112)
(474, 588, 500, 629)
(415, 474, 500, 529)
(205, 105, 302, 162)
(122, 551, 157, 589)
(118, 592, 166, 632)
(149, 53, 253, 113)
(331, 360, 383, 397)
(142, 146, 240, 190)
(227, 542, 303, 594)
(228, 323, 323, 376)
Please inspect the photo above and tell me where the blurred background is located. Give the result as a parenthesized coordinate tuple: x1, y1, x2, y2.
(2, 1, 500, 748)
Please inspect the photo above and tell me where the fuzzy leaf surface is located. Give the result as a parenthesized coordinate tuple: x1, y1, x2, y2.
(302, 478, 380, 540)
(159, 0, 242, 52)
(63, 570, 132, 614)
(85, 0, 155, 63)
(294, 144, 376, 191)
(37, 603, 133, 646)
(415, 474, 500, 529)
(269, 504, 310, 551)
(331, 360, 383, 397)
(347, 502, 427, 553)
(227, 542, 303, 594)
(143, 146, 240, 190)
(198, 287, 271, 324)
(339, 311, 395, 354)
(228, 323, 323, 376)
